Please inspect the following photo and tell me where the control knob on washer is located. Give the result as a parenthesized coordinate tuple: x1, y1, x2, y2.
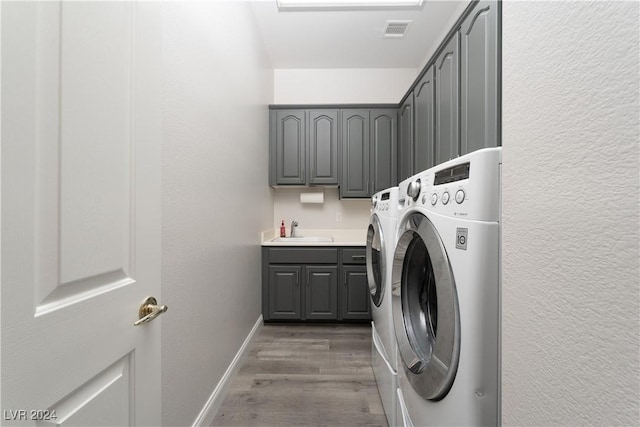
(371, 196, 378, 209)
(407, 179, 421, 201)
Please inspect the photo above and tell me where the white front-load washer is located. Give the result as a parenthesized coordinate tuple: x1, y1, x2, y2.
(366, 186, 400, 426)
(393, 147, 502, 427)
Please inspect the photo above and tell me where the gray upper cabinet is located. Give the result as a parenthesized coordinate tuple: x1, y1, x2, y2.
(370, 109, 397, 194)
(435, 32, 460, 165)
(308, 110, 339, 185)
(274, 110, 306, 185)
(398, 95, 414, 182)
(341, 110, 370, 198)
(414, 65, 436, 172)
(461, 0, 499, 155)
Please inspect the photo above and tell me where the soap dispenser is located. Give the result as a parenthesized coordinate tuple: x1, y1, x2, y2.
(280, 220, 286, 238)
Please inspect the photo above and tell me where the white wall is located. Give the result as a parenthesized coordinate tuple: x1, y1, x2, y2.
(274, 68, 417, 104)
(502, 2, 639, 425)
(273, 188, 370, 231)
(160, 2, 273, 425)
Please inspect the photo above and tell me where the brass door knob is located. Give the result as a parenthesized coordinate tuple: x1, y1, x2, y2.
(134, 296, 168, 326)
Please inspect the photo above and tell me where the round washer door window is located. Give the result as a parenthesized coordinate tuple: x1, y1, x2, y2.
(366, 215, 385, 307)
(392, 212, 460, 401)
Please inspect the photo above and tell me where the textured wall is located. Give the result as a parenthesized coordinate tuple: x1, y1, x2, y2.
(502, 2, 639, 425)
(160, 2, 273, 425)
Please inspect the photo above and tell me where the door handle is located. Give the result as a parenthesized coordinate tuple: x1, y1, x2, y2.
(134, 296, 168, 326)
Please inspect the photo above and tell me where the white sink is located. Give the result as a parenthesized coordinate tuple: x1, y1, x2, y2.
(271, 236, 334, 243)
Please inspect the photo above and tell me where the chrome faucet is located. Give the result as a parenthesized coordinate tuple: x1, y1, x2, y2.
(290, 221, 299, 237)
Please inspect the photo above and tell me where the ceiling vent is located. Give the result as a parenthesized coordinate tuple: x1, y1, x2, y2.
(383, 20, 411, 38)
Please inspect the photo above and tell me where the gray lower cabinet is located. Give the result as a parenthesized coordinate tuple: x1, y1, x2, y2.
(341, 266, 371, 320)
(305, 266, 338, 320)
(398, 96, 414, 182)
(340, 110, 370, 198)
(262, 246, 370, 322)
(460, 0, 499, 155)
(268, 266, 302, 320)
(414, 65, 436, 172)
(435, 32, 460, 165)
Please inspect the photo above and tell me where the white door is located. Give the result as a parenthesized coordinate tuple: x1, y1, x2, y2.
(2, 2, 163, 426)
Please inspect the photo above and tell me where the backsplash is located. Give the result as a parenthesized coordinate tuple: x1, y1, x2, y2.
(273, 187, 370, 231)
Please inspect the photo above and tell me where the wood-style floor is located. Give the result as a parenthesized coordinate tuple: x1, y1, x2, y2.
(211, 323, 388, 427)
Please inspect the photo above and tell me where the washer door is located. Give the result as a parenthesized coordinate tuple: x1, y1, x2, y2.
(366, 214, 385, 307)
(392, 212, 460, 401)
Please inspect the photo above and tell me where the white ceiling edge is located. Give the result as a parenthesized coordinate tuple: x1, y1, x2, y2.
(250, 0, 472, 69)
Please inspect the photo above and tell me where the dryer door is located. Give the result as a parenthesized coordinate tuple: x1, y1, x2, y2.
(366, 214, 385, 307)
(392, 212, 460, 400)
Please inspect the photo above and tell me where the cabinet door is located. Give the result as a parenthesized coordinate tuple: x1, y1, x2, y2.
(414, 66, 435, 172)
(435, 33, 460, 165)
(305, 266, 338, 320)
(341, 266, 371, 320)
(308, 110, 339, 185)
(461, 0, 499, 155)
(269, 266, 302, 320)
(370, 109, 397, 193)
(340, 109, 370, 198)
(275, 110, 306, 185)
(398, 95, 414, 182)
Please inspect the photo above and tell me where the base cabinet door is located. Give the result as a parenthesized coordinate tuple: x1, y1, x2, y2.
(269, 266, 302, 320)
(305, 266, 338, 320)
(341, 265, 371, 320)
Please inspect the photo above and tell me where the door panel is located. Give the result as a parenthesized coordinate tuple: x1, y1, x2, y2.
(2, 2, 162, 425)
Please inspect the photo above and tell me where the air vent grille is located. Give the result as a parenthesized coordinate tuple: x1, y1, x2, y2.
(383, 20, 411, 38)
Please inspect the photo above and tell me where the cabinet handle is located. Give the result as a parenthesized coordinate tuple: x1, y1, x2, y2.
(352, 255, 365, 261)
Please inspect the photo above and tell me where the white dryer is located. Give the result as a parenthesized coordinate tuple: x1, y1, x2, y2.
(393, 147, 502, 427)
(366, 186, 400, 426)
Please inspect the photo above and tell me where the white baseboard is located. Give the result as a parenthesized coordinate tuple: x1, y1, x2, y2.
(192, 315, 263, 427)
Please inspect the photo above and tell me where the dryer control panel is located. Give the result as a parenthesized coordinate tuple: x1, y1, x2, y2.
(398, 148, 501, 222)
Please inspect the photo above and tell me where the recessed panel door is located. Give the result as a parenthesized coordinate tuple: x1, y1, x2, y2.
(2, 2, 162, 425)
(305, 266, 338, 320)
(308, 110, 339, 185)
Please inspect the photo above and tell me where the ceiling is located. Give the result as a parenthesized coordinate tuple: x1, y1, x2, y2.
(250, 0, 470, 69)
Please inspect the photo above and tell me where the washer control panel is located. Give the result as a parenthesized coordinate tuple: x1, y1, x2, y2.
(397, 147, 502, 222)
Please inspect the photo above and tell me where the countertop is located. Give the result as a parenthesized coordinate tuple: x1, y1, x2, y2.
(261, 228, 366, 246)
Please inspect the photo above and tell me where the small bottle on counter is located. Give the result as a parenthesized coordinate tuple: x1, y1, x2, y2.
(280, 220, 286, 237)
